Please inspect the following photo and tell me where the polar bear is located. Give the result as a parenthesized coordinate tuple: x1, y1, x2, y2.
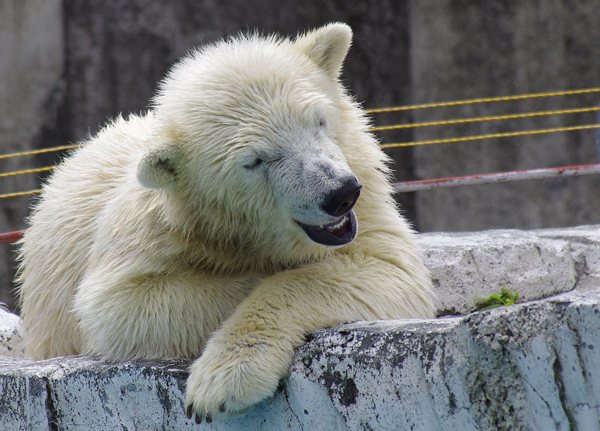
(17, 23, 434, 422)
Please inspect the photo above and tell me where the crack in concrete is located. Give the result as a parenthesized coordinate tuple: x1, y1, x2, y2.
(564, 240, 586, 291)
(552, 354, 576, 428)
(539, 236, 590, 292)
(520, 375, 563, 429)
(468, 249, 485, 284)
(41, 376, 58, 431)
(282, 382, 302, 428)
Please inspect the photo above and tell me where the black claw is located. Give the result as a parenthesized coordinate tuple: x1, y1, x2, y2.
(195, 414, 202, 424)
(219, 403, 226, 413)
(186, 405, 193, 419)
(206, 413, 212, 424)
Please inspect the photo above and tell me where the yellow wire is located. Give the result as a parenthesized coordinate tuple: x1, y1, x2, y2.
(370, 106, 600, 132)
(367, 88, 600, 114)
(0, 144, 80, 161)
(0, 88, 597, 197)
(0, 189, 41, 199)
(0, 166, 54, 179)
(381, 124, 600, 149)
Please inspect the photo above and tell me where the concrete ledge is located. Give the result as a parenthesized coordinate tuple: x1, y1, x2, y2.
(293, 288, 600, 430)
(416, 228, 584, 315)
(0, 305, 23, 356)
(2, 225, 600, 430)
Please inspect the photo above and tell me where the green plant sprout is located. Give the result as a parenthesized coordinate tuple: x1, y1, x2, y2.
(474, 284, 519, 311)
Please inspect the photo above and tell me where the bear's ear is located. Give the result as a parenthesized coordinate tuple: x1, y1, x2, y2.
(295, 23, 352, 78)
(137, 144, 181, 189)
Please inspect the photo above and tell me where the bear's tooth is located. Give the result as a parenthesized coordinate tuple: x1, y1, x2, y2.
(325, 214, 349, 233)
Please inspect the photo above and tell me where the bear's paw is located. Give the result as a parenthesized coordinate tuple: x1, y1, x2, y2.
(184, 335, 291, 423)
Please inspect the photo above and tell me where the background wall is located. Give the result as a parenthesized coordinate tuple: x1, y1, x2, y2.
(1, 0, 599, 310)
(409, 0, 600, 232)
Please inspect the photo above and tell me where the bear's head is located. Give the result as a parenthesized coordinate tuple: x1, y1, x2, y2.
(137, 23, 370, 268)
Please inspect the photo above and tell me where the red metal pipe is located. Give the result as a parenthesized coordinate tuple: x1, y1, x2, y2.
(0, 230, 25, 245)
(0, 164, 598, 243)
(392, 163, 600, 193)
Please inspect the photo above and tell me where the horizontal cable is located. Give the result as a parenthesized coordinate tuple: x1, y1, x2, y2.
(0, 189, 42, 199)
(0, 166, 54, 178)
(381, 124, 600, 149)
(367, 87, 600, 114)
(0, 144, 80, 161)
(370, 106, 600, 132)
(392, 163, 600, 193)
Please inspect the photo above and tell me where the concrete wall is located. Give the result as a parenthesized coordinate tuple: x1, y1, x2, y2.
(409, 0, 600, 232)
(0, 1, 599, 311)
(2, 225, 600, 430)
(0, 0, 64, 309)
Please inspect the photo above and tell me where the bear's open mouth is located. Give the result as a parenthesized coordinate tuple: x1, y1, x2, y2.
(295, 210, 357, 247)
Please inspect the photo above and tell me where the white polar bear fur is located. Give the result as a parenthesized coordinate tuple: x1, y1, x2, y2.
(17, 23, 434, 420)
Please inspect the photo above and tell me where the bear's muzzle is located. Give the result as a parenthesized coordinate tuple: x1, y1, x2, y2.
(296, 177, 361, 247)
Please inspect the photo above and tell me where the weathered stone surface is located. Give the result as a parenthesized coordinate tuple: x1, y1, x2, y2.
(0, 355, 303, 430)
(2, 287, 599, 430)
(293, 286, 600, 430)
(2, 226, 600, 430)
(0, 307, 23, 356)
(534, 225, 600, 292)
(416, 229, 577, 315)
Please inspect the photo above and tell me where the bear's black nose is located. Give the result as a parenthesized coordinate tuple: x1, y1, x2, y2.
(322, 177, 362, 217)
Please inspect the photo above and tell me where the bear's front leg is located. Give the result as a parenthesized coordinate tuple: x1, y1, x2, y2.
(185, 253, 433, 422)
(184, 282, 301, 423)
(185, 322, 296, 423)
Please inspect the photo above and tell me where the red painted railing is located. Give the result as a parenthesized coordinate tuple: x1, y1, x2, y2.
(0, 230, 24, 245)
